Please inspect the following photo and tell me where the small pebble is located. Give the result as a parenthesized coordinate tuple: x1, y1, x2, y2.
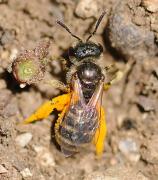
(138, 96, 155, 111)
(75, 0, 98, 18)
(0, 164, 8, 174)
(33, 145, 55, 167)
(15, 133, 33, 147)
(20, 168, 32, 178)
(9, 48, 18, 60)
(142, 0, 158, 13)
(33, 145, 44, 153)
(141, 135, 158, 163)
(0, 79, 7, 89)
(40, 152, 55, 167)
(20, 83, 26, 88)
(118, 138, 140, 162)
(110, 157, 118, 165)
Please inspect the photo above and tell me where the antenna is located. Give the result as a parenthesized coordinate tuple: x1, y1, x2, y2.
(56, 20, 82, 42)
(86, 11, 106, 42)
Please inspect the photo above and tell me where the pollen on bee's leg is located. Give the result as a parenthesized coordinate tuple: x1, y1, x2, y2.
(94, 107, 107, 156)
(23, 93, 71, 124)
(23, 101, 55, 124)
(104, 83, 111, 91)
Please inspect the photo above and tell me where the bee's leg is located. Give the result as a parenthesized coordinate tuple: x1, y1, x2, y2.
(51, 57, 68, 71)
(103, 64, 123, 91)
(23, 93, 71, 124)
(94, 107, 107, 156)
(104, 83, 111, 91)
(54, 105, 67, 147)
(44, 79, 70, 92)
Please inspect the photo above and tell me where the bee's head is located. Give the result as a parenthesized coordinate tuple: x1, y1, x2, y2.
(69, 41, 103, 60)
(57, 11, 106, 61)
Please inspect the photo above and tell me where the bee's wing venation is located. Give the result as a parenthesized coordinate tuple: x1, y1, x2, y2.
(70, 73, 85, 107)
(87, 78, 104, 144)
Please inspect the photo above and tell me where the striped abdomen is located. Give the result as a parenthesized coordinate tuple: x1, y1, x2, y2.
(55, 103, 99, 156)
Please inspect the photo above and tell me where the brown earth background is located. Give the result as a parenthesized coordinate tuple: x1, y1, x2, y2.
(0, 0, 158, 179)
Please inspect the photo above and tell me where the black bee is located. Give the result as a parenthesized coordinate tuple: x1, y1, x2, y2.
(24, 12, 119, 156)
(57, 12, 106, 102)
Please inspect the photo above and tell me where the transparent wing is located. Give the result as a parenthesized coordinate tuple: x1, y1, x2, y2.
(58, 74, 104, 155)
(88, 78, 104, 146)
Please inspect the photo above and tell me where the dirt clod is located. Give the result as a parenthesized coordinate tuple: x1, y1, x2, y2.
(142, 0, 158, 13)
(137, 95, 156, 111)
(141, 134, 158, 164)
(75, 0, 99, 18)
(84, 165, 149, 180)
(107, 0, 158, 60)
(15, 132, 33, 147)
(118, 138, 140, 162)
(20, 168, 32, 178)
(0, 165, 8, 174)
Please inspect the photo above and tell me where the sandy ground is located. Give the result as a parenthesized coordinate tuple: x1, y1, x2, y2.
(0, 0, 158, 179)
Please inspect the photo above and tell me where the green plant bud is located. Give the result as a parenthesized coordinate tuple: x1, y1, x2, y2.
(13, 59, 41, 84)
(11, 41, 50, 87)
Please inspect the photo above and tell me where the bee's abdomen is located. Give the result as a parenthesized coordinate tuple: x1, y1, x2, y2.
(55, 105, 99, 155)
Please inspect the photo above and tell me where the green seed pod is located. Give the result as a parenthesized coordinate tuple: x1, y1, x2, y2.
(12, 50, 45, 85)
(12, 40, 50, 86)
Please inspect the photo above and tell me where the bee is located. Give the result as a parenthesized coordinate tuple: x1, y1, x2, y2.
(23, 12, 120, 156)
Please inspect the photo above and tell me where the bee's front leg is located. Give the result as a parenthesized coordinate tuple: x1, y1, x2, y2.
(23, 93, 71, 124)
(103, 65, 123, 91)
(94, 107, 107, 156)
(44, 79, 70, 93)
(104, 83, 111, 91)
